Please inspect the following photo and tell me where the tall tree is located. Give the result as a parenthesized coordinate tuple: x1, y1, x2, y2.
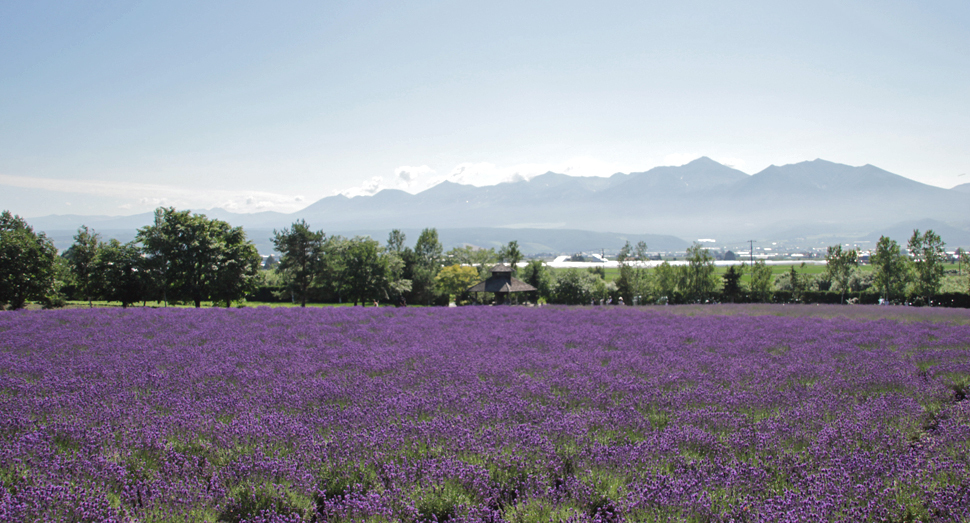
(652, 261, 680, 304)
(341, 236, 391, 306)
(521, 259, 552, 303)
(435, 264, 480, 303)
(908, 229, 946, 303)
(616, 240, 650, 305)
(63, 225, 101, 307)
(0, 211, 57, 310)
(409, 228, 443, 305)
(271, 220, 325, 307)
(498, 240, 523, 276)
(211, 225, 262, 307)
(95, 239, 145, 308)
(871, 236, 909, 303)
(825, 244, 858, 304)
(387, 229, 407, 254)
(138, 207, 259, 308)
(721, 265, 744, 303)
(682, 243, 718, 303)
(749, 260, 774, 303)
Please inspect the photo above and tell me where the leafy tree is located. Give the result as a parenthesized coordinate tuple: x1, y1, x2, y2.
(498, 240, 523, 276)
(340, 237, 392, 306)
(652, 261, 680, 304)
(271, 220, 325, 307)
(138, 207, 259, 308)
(385, 230, 411, 303)
(520, 259, 552, 303)
(749, 260, 774, 303)
(721, 265, 744, 303)
(682, 243, 718, 302)
(908, 229, 946, 304)
(0, 211, 57, 310)
(62, 226, 102, 306)
(387, 229, 407, 254)
(445, 245, 497, 281)
(871, 236, 909, 303)
(435, 264, 480, 303)
(409, 228, 443, 305)
(95, 239, 145, 308)
(616, 241, 650, 305)
(825, 245, 858, 304)
(210, 225, 262, 307)
(549, 269, 606, 305)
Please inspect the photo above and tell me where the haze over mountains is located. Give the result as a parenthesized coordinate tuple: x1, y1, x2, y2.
(27, 158, 970, 252)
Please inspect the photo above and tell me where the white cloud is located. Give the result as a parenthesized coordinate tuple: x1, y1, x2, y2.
(0, 173, 312, 214)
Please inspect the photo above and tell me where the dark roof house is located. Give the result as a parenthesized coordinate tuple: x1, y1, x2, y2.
(467, 264, 536, 303)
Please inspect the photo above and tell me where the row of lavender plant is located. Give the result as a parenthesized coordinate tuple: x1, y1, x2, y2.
(0, 306, 968, 522)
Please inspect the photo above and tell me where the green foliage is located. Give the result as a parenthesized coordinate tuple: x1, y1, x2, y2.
(615, 241, 651, 305)
(138, 208, 261, 308)
(0, 211, 57, 310)
(682, 243, 718, 302)
(95, 239, 146, 308)
(406, 228, 444, 305)
(908, 229, 946, 303)
(652, 261, 680, 304)
(521, 259, 552, 303)
(341, 236, 392, 305)
(498, 240, 522, 276)
(872, 236, 910, 302)
(549, 269, 607, 304)
(825, 244, 858, 304)
(436, 264, 480, 303)
(62, 225, 101, 305)
(272, 219, 325, 307)
(749, 261, 774, 303)
(721, 265, 744, 303)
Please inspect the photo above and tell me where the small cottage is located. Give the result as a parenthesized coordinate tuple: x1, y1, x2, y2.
(466, 264, 537, 304)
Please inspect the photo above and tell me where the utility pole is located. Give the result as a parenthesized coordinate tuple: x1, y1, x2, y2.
(748, 240, 756, 263)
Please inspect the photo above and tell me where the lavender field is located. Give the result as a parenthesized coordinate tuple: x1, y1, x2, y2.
(1, 306, 969, 522)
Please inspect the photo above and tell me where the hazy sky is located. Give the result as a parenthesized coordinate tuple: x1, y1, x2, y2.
(2, 1, 968, 217)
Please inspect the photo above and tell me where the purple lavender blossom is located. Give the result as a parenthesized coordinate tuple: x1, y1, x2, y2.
(0, 305, 968, 522)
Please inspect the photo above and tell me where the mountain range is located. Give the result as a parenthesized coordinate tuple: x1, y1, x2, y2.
(26, 158, 970, 252)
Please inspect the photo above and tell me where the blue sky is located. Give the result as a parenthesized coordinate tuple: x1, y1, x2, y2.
(1, 1, 968, 217)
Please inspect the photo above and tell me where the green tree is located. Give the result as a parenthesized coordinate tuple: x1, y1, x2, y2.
(62, 226, 101, 306)
(871, 236, 909, 303)
(520, 259, 552, 303)
(749, 260, 774, 303)
(549, 269, 606, 305)
(435, 264, 480, 303)
(138, 207, 259, 308)
(825, 244, 858, 304)
(385, 230, 412, 303)
(210, 225, 262, 307)
(615, 241, 650, 305)
(498, 240, 523, 276)
(682, 243, 718, 302)
(0, 211, 57, 310)
(908, 229, 946, 303)
(652, 261, 680, 304)
(408, 228, 443, 305)
(721, 265, 744, 303)
(95, 239, 145, 308)
(271, 220, 325, 307)
(340, 236, 392, 306)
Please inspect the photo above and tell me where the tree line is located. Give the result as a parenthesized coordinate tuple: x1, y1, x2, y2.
(2, 206, 969, 310)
